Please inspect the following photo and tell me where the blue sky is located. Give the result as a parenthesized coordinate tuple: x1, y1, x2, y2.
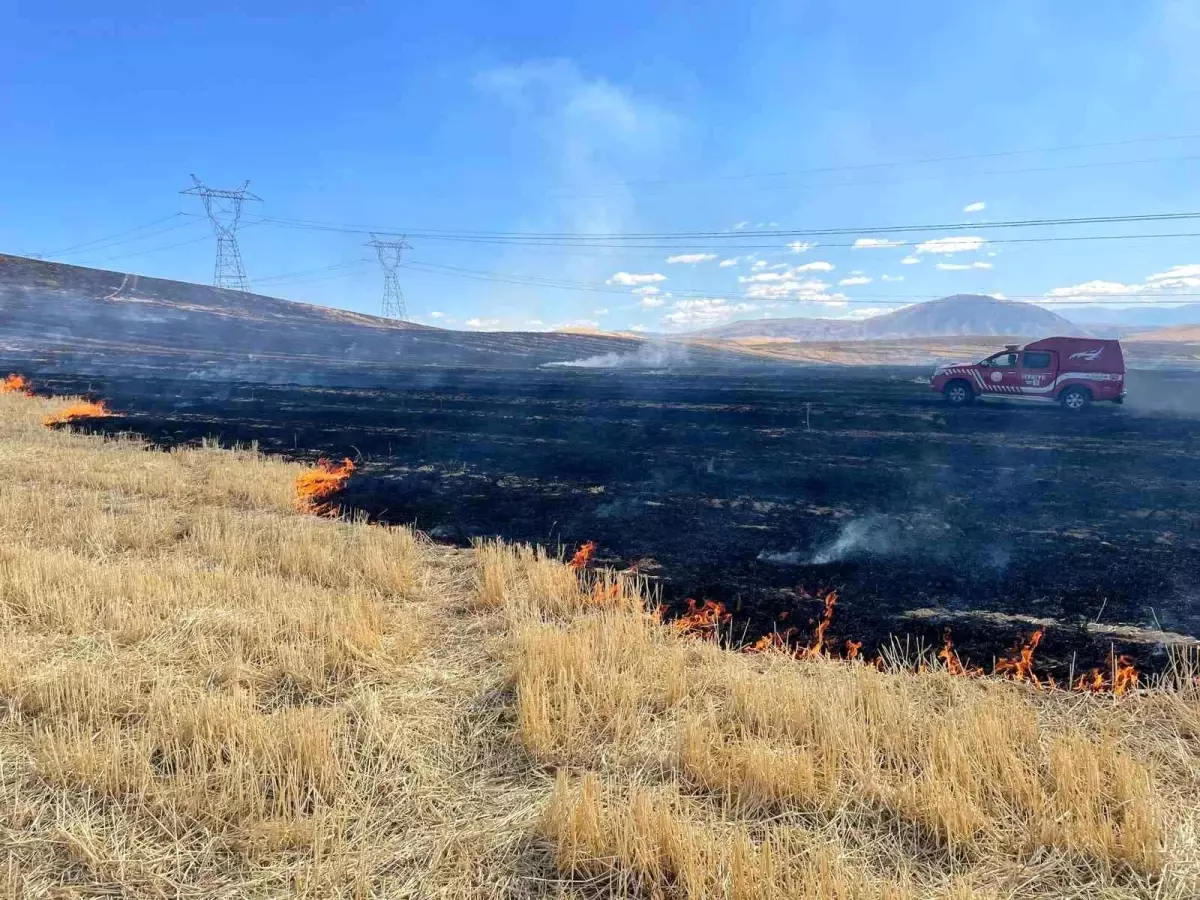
(3, 0, 1200, 331)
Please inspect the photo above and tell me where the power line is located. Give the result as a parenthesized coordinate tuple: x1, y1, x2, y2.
(85, 231, 222, 265)
(247, 209, 1200, 245)
(401, 259, 1200, 306)
(37, 213, 186, 258)
(65, 218, 203, 261)
(253, 259, 374, 285)
(347, 229, 1200, 255)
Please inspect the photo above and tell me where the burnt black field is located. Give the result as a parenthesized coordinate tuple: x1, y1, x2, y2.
(36, 365, 1200, 677)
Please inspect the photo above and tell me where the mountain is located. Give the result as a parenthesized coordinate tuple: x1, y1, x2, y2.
(694, 294, 1082, 341)
(0, 254, 745, 383)
(857, 294, 1080, 338)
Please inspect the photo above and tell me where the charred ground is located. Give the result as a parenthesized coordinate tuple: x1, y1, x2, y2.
(30, 365, 1200, 677)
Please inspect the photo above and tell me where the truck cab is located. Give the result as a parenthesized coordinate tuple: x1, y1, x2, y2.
(931, 337, 1126, 410)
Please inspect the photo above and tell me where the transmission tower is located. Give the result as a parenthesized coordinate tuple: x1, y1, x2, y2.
(181, 175, 260, 292)
(367, 234, 411, 319)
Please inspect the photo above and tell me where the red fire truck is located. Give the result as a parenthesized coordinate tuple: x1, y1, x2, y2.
(931, 337, 1126, 410)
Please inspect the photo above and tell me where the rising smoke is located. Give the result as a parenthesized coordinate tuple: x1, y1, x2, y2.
(758, 513, 959, 567)
(541, 341, 689, 370)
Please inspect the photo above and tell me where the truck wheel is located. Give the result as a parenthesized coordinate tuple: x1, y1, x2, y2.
(943, 380, 973, 406)
(1060, 386, 1091, 411)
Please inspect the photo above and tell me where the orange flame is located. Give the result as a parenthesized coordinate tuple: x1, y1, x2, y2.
(1, 374, 32, 396)
(673, 598, 731, 639)
(994, 628, 1046, 689)
(1112, 654, 1139, 696)
(294, 457, 356, 515)
(737, 600, 1140, 696)
(568, 541, 597, 570)
(584, 579, 625, 610)
(795, 591, 839, 659)
(42, 400, 112, 427)
(1074, 668, 1107, 693)
(744, 628, 797, 654)
(937, 628, 983, 677)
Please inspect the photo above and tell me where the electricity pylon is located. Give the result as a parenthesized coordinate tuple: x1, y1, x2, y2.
(367, 234, 411, 319)
(182, 175, 260, 292)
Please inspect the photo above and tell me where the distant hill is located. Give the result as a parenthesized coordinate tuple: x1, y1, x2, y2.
(691, 317, 856, 341)
(0, 254, 746, 382)
(1069, 303, 1200, 329)
(694, 294, 1082, 341)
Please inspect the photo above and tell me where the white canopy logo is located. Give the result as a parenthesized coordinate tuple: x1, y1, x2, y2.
(1068, 347, 1104, 362)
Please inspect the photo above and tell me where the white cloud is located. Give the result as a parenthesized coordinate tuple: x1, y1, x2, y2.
(665, 253, 717, 264)
(881, 274, 904, 282)
(1146, 263, 1200, 289)
(465, 317, 502, 329)
(854, 237, 905, 249)
(936, 261, 993, 271)
(552, 319, 601, 330)
(733, 221, 748, 230)
(900, 256, 920, 265)
(594, 308, 610, 315)
(718, 257, 740, 267)
(525, 319, 545, 326)
(639, 296, 666, 308)
(628, 324, 649, 332)
(741, 277, 847, 304)
(752, 260, 768, 269)
(1045, 279, 1143, 298)
(963, 201, 986, 213)
(660, 298, 757, 328)
(429, 311, 447, 319)
(632, 285, 660, 295)
(840, 307, 894, 320)
(992, 293, 1007, 300)
(839, 275, 873, 286)
(1043, 264, 1200, 304)
(740, 264, 833, 285)
(607, 271, 667, 286)
(916, 235, 986, 254)
(787, 241, 815, 253)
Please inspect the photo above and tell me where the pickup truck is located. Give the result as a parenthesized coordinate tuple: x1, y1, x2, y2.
(931, 336, 1126, 410)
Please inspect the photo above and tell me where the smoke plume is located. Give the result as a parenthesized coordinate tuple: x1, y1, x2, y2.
(541, 342, 689, 370)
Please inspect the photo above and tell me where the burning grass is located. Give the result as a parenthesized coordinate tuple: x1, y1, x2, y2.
(294, 456, 356, 514)
(2, 388, 1198, 899)
(2, 372, 32, 395)
(41, 398, 113, 427)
